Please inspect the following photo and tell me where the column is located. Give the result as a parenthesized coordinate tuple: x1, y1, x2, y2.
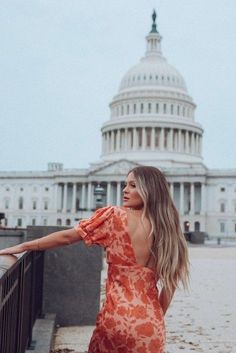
(62, 183, 68, 212)
(201, 183, 206, 214)
(178, 129, 182, 152)
(111, 131, 114, 152)
(116, 182, 121, 206)
(199, 136, 202, 155)
(124, 128, 128, 150)
(133, 128, 138, 150)
(190, 132, 194, 154)
(160, 128, 164, 150)
(142, 127, 146, 150)
(151, 127, 155, 150)
(190, 183, 195, 215)
(169, 128, 173, 151)
(106, 182, 111, 205)
(116, 129, 120, 152)
(196, 134, 199, 154)
(54, 183, 58, 211)
(81, 183, 86, 209)
(72, 183, 77, 213)
(186, 131, 189, 153)
(87, 182, 92, 210)
(180, 183, 184, 215)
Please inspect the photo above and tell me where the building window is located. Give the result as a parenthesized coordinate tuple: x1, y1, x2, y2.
(57, 218, 62, 226)
(66, 219, 71, 226)
(220, 187, 225, 192)
(235, 223, 236, 233)
(127, 105, 129, 115)
(5, 218, 8, 226)
(20, 187, 24, 192)
(121, 106, 124, 115)
(32, 219, 36, 226)
(148, 103, 152, 113)
(43, 218, 47, 226)
(45, 187, 49, 192)
(5, 187, 10, 192)
(18, 197, 23, 210)
(177, 105, 180, 115)
(133, 104, 136, 114)
(220, 202, 225, 213)
(33, 200, 37, 210)
(156, 103, 159, 113)
(44, 201, 48, 210)
(140, 103, 144, 114)
(163, 104, 167, 114)
(5, 199, 9, 209)
(171, 104, 174, 114)
(17, 218, 22, 227)
(220, 222, 225, 233)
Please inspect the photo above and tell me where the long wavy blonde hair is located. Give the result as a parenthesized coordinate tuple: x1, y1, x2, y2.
(129, 166, 189, 296)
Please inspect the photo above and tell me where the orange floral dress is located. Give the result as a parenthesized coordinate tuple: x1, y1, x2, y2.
(74, 206, 165, 353)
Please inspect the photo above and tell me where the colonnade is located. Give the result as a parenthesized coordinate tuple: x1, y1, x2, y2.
(102, 127, 202, 155)
(55, 181, 206, 215)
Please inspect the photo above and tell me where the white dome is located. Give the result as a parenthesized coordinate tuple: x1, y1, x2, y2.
(119, 56, 187, 92)
(118, 26, 187, 93)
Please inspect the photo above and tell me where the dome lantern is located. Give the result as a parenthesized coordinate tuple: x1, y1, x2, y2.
(145, 9, 163, 59)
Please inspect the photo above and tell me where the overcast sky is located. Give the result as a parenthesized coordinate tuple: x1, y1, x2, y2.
(0, 0, 236, 171)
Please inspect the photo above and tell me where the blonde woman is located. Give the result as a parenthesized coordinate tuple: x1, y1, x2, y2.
(0, 166, 189, 353)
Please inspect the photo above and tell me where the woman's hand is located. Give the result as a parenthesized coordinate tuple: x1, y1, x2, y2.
(0, 243, 25, 255)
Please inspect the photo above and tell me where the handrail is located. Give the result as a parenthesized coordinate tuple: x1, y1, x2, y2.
(0, 250, 44, 353)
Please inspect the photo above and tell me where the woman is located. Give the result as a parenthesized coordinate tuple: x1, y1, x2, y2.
(0, 166, 189, 353)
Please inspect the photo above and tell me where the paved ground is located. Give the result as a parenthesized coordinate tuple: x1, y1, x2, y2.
(52, 245, 236, 353)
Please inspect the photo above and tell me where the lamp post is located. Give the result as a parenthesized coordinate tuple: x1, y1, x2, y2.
(94, 184, 106, 209)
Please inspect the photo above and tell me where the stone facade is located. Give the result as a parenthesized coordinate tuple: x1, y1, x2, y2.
(0, 16, 236, 238)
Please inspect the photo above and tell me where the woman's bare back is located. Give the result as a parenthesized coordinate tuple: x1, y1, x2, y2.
(126, 208, 155, 269)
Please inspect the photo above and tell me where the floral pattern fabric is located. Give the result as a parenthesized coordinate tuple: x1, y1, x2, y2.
(74, 206, 165, 353)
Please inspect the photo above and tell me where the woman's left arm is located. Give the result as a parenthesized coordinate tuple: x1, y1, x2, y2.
(0, 228, 80, 255)
(159, 286, 176, 315)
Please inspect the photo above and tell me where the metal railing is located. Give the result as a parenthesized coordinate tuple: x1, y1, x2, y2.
(0, 251, 44, 353)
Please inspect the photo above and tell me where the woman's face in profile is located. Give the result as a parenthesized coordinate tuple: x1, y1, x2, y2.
(123, 172, 144, 210)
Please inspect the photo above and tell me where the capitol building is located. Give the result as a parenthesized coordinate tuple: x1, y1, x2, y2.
(1, 13, 236, 237)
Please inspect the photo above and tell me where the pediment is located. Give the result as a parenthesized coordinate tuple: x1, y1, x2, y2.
(90, 159, 140, 176)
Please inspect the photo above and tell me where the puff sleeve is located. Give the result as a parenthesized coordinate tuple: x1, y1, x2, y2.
(74, 206, 114, 247)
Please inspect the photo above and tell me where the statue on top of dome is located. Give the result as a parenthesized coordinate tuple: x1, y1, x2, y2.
(151, 9, 158, 34)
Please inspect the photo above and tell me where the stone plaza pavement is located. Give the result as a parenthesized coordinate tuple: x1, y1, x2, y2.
(52, 245, 236, 353)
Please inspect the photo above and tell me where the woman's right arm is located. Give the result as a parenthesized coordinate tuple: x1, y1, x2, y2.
(0, 228, 81, 255)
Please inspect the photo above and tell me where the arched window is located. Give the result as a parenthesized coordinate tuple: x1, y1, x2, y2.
(57, 218, 62, 226)
(194, 221, 200, 231)
(18, 197, 23, 210)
